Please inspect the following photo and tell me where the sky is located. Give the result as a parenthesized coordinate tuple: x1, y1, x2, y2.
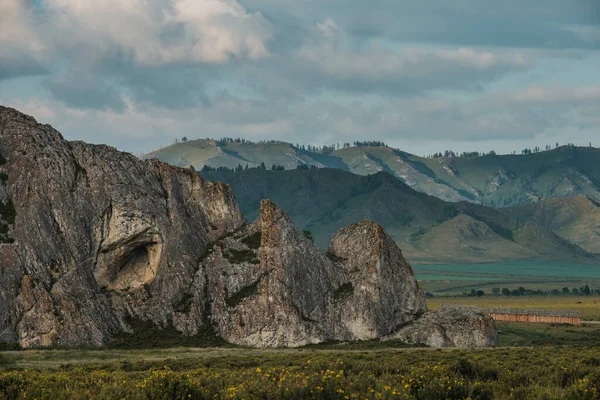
(1, 0, 599, 156)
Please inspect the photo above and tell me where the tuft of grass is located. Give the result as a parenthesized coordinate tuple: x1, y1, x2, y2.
(333, 282, 354, 301)
(0, 342, 21, 351)
(108, 317, 229, 349)
(173, 293, 194, 314)
(0, 198, 15, 244)
(240, 232, 261, 249)
(325, 251, 345, 263)
(223, 248, 259, 264)
(226, 281, 259, 308)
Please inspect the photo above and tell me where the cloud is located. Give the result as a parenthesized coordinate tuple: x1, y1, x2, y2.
(293, 43, 531, 95)
(236, 19, 535, 100)
(0, 0, 274, 109)
(240, 0, 600, 49)
(166, 0, 273, 63)
(0, 0, 48, 80)
(0, 0, 598, 154)
(325, 85, 600, 142)
(44, 0, 274, 65)
(43, 70, 126, 111)
(510, 85, 600, 103)
(5, 83, 598, 156)
(564, 25, 600, 44)
(43, 61, 216, 111)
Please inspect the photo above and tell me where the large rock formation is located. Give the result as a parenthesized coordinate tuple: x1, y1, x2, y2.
(0, 106, 497, 348)
(192, 205, 429, 347)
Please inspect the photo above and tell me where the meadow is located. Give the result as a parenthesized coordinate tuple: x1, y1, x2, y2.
(3, 345, 600, 399)
(427, 296, 600, 321)
(414, 261, 600, 297)
(415, 261, 600, 280)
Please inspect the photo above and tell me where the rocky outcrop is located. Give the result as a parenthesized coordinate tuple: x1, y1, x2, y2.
(0, 106, 497, 348)
(188, 204, 429, 348)
(327, 221, 427, 340)
(390, 307, 499, 348)
(0, 106, 244, 347)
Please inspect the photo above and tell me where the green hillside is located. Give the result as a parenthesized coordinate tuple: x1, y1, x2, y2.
(145, 140, 600, 207)
(201, 168, 599, 264)
(502, 195, 600, 254)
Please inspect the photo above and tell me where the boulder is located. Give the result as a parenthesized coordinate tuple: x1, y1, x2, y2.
(390, 307, 499, 348)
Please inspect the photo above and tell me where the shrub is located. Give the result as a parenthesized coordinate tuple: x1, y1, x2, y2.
(5, 341, 600, 399)
(226, 281, 259, 308)
(0, 199, 16, 225)
(223, 248, 258, 264)
(302, 229, 314, 241)
(333, 283, 353, 301)
(108, 317, 227, 349)
(240, 232, 261, 250)
(325, 251, 345, 263)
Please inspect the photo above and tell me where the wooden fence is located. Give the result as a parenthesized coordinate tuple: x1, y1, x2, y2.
(446, 306, 582, 325)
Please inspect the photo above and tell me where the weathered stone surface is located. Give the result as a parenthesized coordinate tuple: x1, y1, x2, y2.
(201, 200, 336, 347)
(0, 106, 498, 348)
(0, 106, 244, 347)
(327, 220, 428, 340)
(389, 307, 499, 348)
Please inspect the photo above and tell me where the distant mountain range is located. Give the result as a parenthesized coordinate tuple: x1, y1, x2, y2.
(201, 168, 599, 264)
(501, 195, 600, 254)
(145, 139, 600, 208)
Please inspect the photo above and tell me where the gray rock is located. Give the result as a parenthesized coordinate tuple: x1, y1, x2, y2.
(389, 307, 499, 348)
(327, 220, 428, 340)
(0, 106, 243, 347)
(0, 106, 498, 348)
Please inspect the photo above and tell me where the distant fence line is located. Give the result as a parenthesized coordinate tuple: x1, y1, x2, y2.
(443, 305, 581, 325)
(445, 305, 581, 318)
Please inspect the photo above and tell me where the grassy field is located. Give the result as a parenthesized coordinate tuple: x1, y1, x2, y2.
(3, 345, 600, 399)
(426, 296, 600, 320)
(495, 321, 600, 347)
(414, 261, 600, 296)
(415, 261, 600, 279)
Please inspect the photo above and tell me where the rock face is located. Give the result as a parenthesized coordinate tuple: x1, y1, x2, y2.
(390, 307, 499, 348)
(0, 106, 243, 347)
(194, 204, 429, 347)
(327, 221, 427, 340)
(0, 106, 498, 348)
